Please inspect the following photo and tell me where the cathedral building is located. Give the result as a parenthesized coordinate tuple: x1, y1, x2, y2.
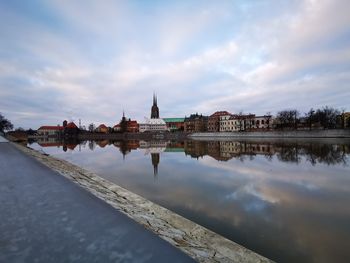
(139, 94, 168, 132)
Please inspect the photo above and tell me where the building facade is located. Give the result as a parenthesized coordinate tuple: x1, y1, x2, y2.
(37, 126, 64, 136)
(163, 118, 185, 132)
(139, 94, 168, 132)
(184, 114, 208, 133)
(207, 111, 232, 132)
(116, 112, 139, 133)
(96, 124, 109, 133)
(220, 114, 273, 132)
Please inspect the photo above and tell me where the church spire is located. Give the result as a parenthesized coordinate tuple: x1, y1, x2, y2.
(151, 93, 159, 119)
(153, 92, 157, 106)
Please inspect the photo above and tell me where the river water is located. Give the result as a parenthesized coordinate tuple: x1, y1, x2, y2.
(29, 138, 350, 263)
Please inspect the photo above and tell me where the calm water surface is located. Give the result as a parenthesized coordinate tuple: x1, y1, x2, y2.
(29, 138, 350, 263)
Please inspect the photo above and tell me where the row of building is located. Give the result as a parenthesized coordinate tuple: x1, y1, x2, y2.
(93, 97, 273, 134)
(37, 95, 274, 135)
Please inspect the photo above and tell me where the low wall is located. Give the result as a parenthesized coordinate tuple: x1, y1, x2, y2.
(78, 132, 189, 141)
(190, 129, 350, 138)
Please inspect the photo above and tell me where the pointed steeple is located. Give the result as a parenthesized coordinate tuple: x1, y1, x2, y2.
(153, 92, 157, 106)
(151, 93, 160, 119)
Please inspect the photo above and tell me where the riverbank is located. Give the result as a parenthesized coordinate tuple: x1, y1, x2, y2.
(78, 132, 189, 140)
(12, 142, 272, 263)
(1, 139, 194, 262)
(190, 129, 350, 139)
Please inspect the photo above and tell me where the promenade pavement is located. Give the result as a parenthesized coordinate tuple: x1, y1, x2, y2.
(0, 138, 195, 263)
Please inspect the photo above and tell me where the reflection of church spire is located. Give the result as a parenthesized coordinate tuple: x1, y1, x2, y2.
(151, 153, 160, 178)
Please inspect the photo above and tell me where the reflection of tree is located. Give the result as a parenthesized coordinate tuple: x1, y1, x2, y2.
(88, 140, 96, 151)
(35, 137, 349, 166)
(276, 145, 301, 164)
(303, 144, 348, 166)
(183, 140, 349, 166)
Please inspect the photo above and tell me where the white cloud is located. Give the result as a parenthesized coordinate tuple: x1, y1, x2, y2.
(0, 0, 349, 129)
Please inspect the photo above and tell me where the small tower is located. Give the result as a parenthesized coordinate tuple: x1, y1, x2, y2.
(151, 93, 160, 119)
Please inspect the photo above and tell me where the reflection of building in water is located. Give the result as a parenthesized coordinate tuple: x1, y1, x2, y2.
(151, 153, 160, 177)
(36, 136, 62, 146)
(183, 140, 276, 161)
(219, 141, 275, 159)
(184, 140, 207, 159)
(96, 140, 109, 148)
(139, 140, 168, 154)
(37, 125, 64, 137)
(207, 141, 231, 161)
(164, 141, 185, 152)
(36, 137, 79, 152)
(113, 140, 140, 158)
(139, 140, 169, 177)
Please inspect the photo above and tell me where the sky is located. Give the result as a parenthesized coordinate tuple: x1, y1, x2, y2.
(0, 0, 349, 129)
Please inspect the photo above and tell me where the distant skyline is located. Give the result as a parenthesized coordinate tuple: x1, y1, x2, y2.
(1, 0, 349, 129)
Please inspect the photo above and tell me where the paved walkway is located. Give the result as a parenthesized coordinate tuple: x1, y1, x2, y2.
(0, 135, 8, 142)
(0, 141, 195, 263)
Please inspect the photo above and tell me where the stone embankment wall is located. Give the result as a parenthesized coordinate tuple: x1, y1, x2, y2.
(190, 129, 350, 139)
(13, 142, 272, 263)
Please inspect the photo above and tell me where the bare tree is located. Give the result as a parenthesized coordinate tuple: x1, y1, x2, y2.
(276, 109, 299, 129)
(264, 112, 272, 130)
(237, 111, 244, 131)
(314, 106, 340, 129)
(305, 108, 315, 130)
(88, 123, 95, 132)
(0, 113, 13, 133)
(341, 108, 346, 129)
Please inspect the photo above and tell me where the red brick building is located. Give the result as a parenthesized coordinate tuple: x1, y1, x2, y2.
(96, 124, 109, 133)
(207, 111, 232, 132)
(126, 120, 139, 133)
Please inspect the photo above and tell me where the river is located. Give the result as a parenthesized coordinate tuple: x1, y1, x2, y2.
(29, 138, 350, 263)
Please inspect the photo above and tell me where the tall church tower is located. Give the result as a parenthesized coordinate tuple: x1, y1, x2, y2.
(151, 93, 160, 119)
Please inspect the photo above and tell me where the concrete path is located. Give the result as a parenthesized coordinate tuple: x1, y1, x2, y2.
(0, 141, 195, 263)
(0, 135, 8, 142)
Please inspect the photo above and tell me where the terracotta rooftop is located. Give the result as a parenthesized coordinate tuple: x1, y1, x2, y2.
(66, 122, 78, 129)
(38, 126, 64, 130)
(98, 124, 108, 129)
(210, 111, 232, 117)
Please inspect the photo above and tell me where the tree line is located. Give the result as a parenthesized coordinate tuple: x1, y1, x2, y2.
(275, 106, 348, 130)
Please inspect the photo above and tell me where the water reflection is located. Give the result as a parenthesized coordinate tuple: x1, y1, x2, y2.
(29, 137, 350, 263)
(34, 137, 350, 168)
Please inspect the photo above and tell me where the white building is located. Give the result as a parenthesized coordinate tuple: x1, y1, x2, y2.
(139, 94, 169, 132)
(219, 114, 273, 132)
(37, 126, 64, 136)
(139, 118, 168, 132)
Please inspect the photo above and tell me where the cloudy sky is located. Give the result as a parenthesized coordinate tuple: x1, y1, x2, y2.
(0, 0, 349, 129)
